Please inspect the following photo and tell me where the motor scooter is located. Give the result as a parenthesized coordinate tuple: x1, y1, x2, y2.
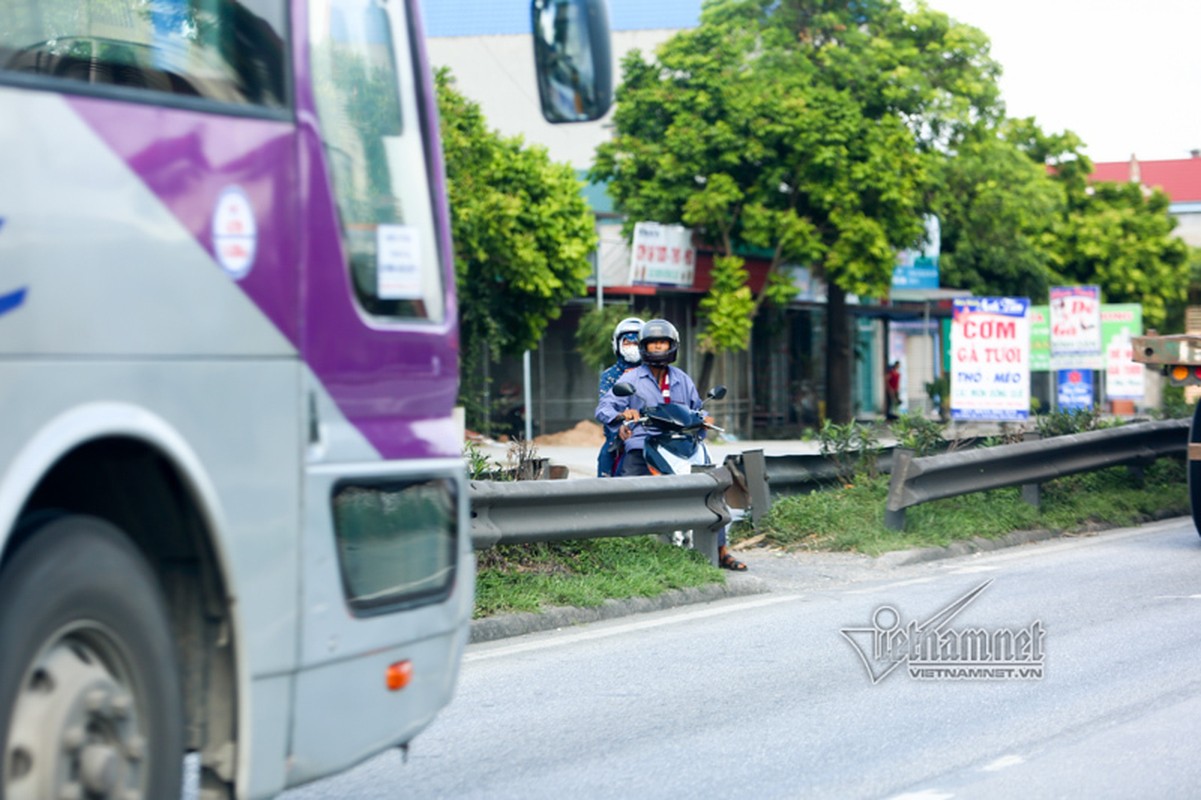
(611, 382, 728, 548)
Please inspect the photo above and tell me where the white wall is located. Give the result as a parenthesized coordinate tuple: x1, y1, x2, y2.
(427, 29, 679, 168)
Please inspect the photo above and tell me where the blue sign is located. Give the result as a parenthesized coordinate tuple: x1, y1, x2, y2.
(1056, 369, 1093, 410)
(892, 216, 941, 290)
(891, 257, 939, 289)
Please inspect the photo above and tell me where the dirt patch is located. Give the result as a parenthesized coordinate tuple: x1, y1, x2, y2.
(533, 419, 605, 447)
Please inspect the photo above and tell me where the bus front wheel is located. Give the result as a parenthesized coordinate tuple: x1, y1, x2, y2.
(0, 515, 184, 800)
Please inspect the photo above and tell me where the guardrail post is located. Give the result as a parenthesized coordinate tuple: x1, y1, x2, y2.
(740, 449, 771, 530)
(693, 527, 720, 566)
(1020, 432, 1040, 508)
(884, 447, 914, 531)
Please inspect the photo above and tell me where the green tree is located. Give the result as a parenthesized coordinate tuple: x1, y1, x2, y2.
(574, 304, 640, 373)
(592, 0, 1002, 422)
(931, 121, 1064, 300)
(436, 70, 598, 430)
(932, 112, 1189, 329)
(1050, 181, 1189, 329)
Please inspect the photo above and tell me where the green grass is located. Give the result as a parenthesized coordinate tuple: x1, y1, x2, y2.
(745, 458, 1188, 556)
(474, 536, 722, 618)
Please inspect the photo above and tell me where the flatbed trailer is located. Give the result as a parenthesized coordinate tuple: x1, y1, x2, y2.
(1132, 333, 1201, 532)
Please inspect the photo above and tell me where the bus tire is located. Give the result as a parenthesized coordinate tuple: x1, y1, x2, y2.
(0, 515, 184, 800)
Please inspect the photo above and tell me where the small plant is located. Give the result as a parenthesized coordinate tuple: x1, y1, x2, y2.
(506, 437, 545, 480)
(1035, 406, 1106, 438)
(924, 373, 951, 423)
(1156, 385, 1193, 420)
(981, 422, 1027, 448)
(819, 419, 881, 483)
(890, 412, 945, 456)
(464, 441, 509, 481)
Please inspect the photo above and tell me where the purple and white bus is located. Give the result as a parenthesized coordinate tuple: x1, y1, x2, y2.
(0, 1, 609, 797)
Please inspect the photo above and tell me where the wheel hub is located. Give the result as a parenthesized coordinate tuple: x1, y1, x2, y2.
(5, 629, 145, 800)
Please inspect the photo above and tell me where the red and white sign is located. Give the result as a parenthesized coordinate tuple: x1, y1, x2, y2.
(950, 297, 1031, 421)
(1049, 285, 1102, 369)
(1105, 332, 1145, 400)
(629, 222, 695, 287)
(212, 186, 257, 279)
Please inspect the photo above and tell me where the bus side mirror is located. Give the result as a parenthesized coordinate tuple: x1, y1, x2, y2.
(530, 0, 612, 123)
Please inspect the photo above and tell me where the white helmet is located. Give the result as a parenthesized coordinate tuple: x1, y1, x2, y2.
(611, 316, 645, 354)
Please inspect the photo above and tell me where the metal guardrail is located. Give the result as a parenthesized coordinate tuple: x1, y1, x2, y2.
(470, 467, 734, 564)
(757, 449, 898, 501)
(468, 420, 1189, 560)
(884, 419, 1189, 530)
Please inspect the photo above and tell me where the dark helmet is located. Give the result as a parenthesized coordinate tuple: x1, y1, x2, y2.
(611, 316, 645, 354)
(638, 318, 680, 366)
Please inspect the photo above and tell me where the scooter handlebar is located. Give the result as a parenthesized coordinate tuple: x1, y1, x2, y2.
(619, 416, 724, 433)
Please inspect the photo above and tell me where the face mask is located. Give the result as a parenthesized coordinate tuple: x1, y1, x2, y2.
(620, 343, 641, 363)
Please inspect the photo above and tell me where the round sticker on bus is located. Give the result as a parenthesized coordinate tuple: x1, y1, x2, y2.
(212, 186, 257, 279)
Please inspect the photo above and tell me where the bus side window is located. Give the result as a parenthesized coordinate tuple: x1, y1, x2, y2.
(0, 0, 289, 109)
(309, 0, 444, 323)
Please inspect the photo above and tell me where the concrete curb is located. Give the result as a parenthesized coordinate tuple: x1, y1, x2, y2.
(870, 510, 1187, 568)
(470, 575, 771, 643)
(871, 528, 1065, 568)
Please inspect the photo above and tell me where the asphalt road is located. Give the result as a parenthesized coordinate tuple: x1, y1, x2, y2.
(281, 516, 1201, 799)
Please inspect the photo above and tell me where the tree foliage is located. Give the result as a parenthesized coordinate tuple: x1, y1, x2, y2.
(574, 304, 640, 372)
(436, 69, 598, 423)
(1053, 181, 1188, 328)
(932, 121, 1064, 300)
(591, 0, 1001, 420)
(941, 116, 1190, 329)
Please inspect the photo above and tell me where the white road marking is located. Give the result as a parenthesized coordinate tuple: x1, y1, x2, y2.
(981, 754, 1025, 771)
(845, 577, 934, 595)
(465, 593, 802, 662)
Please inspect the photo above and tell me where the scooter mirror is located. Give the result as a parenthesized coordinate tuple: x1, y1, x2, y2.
(612, 381, 636, 397)
(707, 385, 728, 401)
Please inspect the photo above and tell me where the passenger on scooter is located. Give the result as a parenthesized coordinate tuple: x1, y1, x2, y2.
(594, 318, 748, 570)
(596, 316, 644, 477)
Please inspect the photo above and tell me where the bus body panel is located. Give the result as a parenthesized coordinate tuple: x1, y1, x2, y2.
(68, 94, 304, 349)
(0, 87, 296, 358)
(289, 457, 472, 785)
(0, 360, 305, 675)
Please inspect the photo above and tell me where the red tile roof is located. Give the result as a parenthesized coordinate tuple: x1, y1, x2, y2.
(1091, 156, 1201, 203)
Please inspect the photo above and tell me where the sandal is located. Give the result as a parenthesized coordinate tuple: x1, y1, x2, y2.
(719, 553, 747, 571)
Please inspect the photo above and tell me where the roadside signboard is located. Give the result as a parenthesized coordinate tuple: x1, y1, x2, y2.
(1056, 369, 1094, 410)
(950, 297, 1031, 421)
(629, 222, 695, 287)
(891, 215, 941, 290)
(1029, 303, 1144, 401)
(1049, 285, 1102, 369)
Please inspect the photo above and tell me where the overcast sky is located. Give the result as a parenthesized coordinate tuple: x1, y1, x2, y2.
(925, 0, 1201, 164)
